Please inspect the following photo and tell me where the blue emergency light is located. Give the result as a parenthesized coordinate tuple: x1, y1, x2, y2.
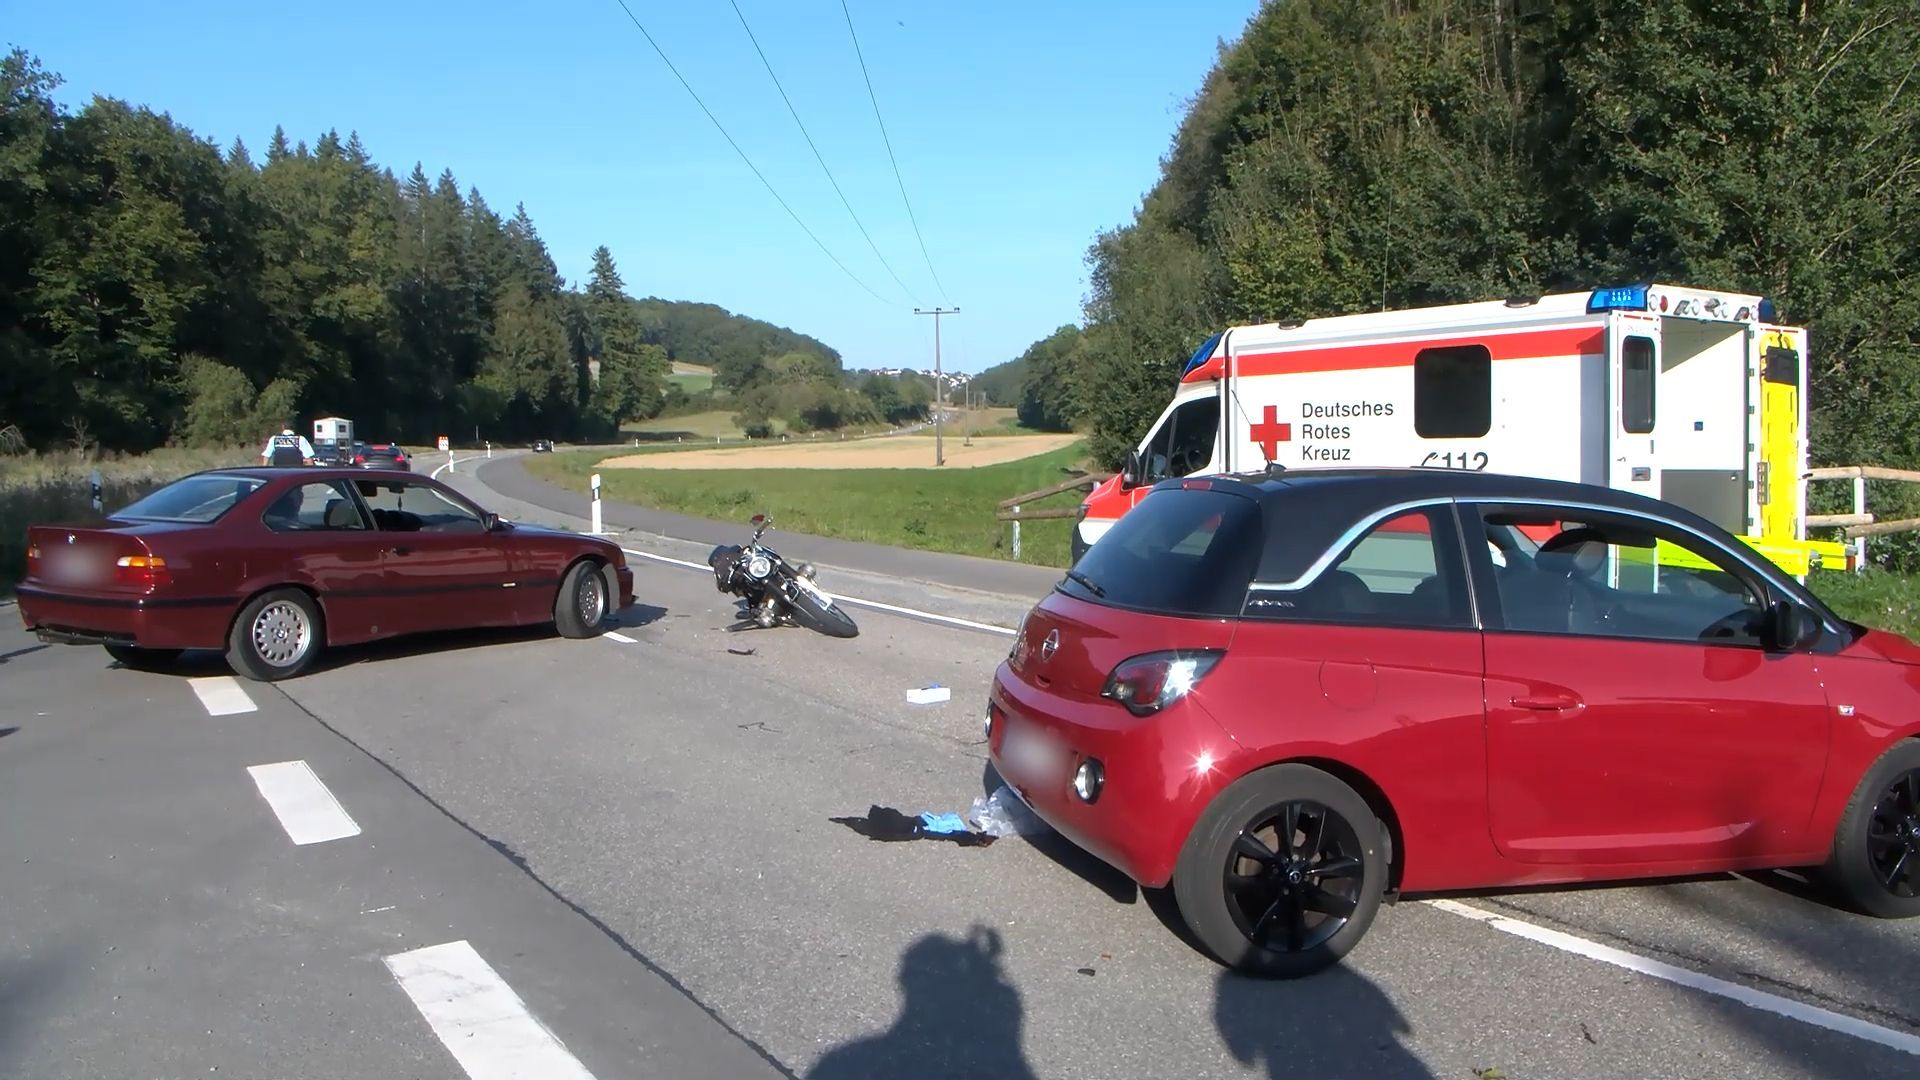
(1182, 331, 1225, 375)
(1587, 284, 1650, 313)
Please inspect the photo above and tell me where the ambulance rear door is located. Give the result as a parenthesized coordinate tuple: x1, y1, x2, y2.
(1754, 326, 1808, 543)
(1606, 313, 1662, 498)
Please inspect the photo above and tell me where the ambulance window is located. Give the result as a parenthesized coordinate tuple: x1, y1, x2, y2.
(1413, 345, 1491, 438)
(1622, 336, 1656, 434)
(1144, 398, 1219, 481)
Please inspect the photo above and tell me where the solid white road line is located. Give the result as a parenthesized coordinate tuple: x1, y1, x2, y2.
(189, 675, 257, 716)
(619, 547, 1020, 637)
(245, 760, 362, 845)
(1427, 899, 1920, 1057)
(385, 940, 597, 1080)
(603, 631, 637, 644)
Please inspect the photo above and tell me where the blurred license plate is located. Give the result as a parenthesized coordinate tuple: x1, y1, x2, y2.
(1002, 720, 1064, 781)
(47, 549, 105, 584)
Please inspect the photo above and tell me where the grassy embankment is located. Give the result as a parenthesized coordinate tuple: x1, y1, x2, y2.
(0, 445, 256, 592)
(523, 442, 1091, 568)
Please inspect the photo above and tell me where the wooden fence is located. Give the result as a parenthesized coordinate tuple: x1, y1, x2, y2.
(1805, 466, 1920, 569)
(995, 470, 1110, 560)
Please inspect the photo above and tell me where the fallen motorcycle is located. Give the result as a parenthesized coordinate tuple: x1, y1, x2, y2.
(708, 513, 859, 638)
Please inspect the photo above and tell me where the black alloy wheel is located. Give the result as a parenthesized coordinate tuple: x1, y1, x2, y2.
(1868, 768, 1920, 899)
(1224, 800, 1366, 953)
(1173, 763, 1385, 978)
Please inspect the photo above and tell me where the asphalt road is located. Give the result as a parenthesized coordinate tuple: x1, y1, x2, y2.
(3, 450, 1918, 1079)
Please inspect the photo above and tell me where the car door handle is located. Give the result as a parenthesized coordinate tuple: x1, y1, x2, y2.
(389, 545, 413, 556)
(1510, 692, 1583, 712)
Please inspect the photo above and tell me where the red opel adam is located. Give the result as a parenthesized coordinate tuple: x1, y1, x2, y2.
(988, 468, 1920, 977)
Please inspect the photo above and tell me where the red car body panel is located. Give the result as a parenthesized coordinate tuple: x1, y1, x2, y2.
(989, 558, 1920, 898)
(17, 468, 633, 652)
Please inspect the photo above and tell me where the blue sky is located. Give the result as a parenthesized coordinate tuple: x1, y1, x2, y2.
(7, 0, 1259, 373)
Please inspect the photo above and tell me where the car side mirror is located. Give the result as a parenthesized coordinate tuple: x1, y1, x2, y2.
(482, 511, 503, 532)
(1769, 600, 1820, 651)
(1120, 450, 1144, 489)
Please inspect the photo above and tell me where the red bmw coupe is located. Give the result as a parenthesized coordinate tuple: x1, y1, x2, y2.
(17, 467, 633, 681)
(989, 468, 1920, 977)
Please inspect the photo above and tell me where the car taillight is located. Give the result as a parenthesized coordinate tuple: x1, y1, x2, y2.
(25, 542, 40, 573)
(1101, 649, 1224, 716)
(113, 554, 171, 589)
(354, 455, 365, 464)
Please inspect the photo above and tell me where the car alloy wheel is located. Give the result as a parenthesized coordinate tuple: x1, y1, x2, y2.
(1223, 799, 1367, 954)
(576, 568, 606, 627)
(251, 599, 313, 668)
(1868, 768, 1920, 899)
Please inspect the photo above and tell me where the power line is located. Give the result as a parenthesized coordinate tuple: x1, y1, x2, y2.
(607, 0, 893, 307)
(728, 0, 917, 305)
(839, 0, 948, 303)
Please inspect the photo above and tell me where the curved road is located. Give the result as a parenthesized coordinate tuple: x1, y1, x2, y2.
(2, 450, 1917, 1079)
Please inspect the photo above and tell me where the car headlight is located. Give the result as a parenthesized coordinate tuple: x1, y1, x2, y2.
(747, 554, 773, 579)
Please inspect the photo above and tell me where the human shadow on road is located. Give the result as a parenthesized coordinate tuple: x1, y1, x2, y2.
(806, 925, 1038, 1080)
(979, 761, 1138, 905)
(1215, 966, 1434, 1079)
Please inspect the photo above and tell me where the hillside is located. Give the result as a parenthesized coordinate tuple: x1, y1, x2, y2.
(630, 298, 840, 389)
(1049, 1, 1920, 489)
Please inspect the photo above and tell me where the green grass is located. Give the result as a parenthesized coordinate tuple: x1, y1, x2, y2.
(668, 371, 715, 394)
(522, 443, 1092, 567)
(0, 445, 256, 592)
(1809, 570, 1920, 639)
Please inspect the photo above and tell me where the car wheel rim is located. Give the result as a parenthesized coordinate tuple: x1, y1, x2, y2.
(1867, 768, 1920, 898)
(251, 601, 312, 668)
(1223, 799, 1365, 954)
(577, 571, 606, 626)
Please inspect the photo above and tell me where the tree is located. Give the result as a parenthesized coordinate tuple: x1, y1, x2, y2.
(583, 246, 666, 430)
(1012, 325, 1084, 432)
(0, 49, 855, 454)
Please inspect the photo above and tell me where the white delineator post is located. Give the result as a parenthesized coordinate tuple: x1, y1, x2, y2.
(1011, 503, 1021, 560)
(1855, 474, 1869, 571)
(590, 472, 603, 535)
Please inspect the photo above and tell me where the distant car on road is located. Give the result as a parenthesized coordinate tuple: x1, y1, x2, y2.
(989, 467, 1920, 978)
(16, 468, 633, 681)
(354, 442, 411, 470)
(532, 439, 554, 453)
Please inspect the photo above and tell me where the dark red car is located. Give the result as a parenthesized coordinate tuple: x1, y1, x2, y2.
(988, 468, 1920, 977)
(18, 467, 633, 681)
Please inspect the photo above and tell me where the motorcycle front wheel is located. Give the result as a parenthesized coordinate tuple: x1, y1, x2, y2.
(786, 577, 859, 638)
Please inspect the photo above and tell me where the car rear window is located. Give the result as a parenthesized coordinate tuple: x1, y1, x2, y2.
(1061, 488, 1262, 617)
(116, 474, 268, 523)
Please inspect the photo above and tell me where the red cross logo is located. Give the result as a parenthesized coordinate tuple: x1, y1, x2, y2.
(1249, 404, 1292, 461)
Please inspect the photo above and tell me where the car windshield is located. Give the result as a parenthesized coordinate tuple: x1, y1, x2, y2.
(115, 474, 268, 523)
(1061, 487, 1263, 617)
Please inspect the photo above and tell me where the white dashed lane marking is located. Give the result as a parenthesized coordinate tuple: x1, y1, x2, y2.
(246, 760, 362, 845)
(1428, 899, 1920, 1057)
(603, 631, 637, 644)
(385, 940, 598, 1080)
(189, 676, 257, 716)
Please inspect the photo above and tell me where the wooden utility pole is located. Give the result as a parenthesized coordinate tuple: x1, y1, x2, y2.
(914, 307, 958, 465)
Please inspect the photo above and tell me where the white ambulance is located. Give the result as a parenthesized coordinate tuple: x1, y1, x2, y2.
(1073, 283, 1846, 573)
